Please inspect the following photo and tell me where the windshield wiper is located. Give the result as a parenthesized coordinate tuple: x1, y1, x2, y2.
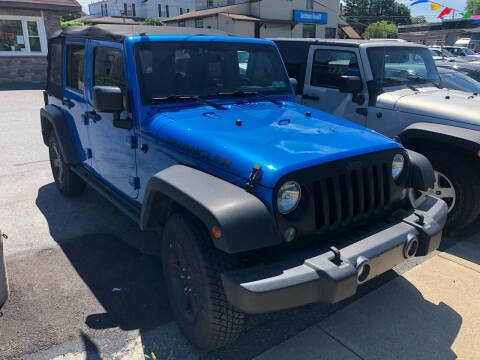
(149, 95, 227, 110)
(216, 91, 283, 106)
(407, 75, 443, 89)
(382, 77, 418, 91)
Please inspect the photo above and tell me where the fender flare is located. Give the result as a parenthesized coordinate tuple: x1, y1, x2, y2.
(140, 165, 280, 254)
(399, 122, 480, 155)
(40, 105, 80, 165)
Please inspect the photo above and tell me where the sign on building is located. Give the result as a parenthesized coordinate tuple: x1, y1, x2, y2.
(293, 10, 328, 24)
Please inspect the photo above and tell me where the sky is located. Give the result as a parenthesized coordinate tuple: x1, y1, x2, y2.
(77, 0, 91, 13)
(77, 0, 469, 22)
(395, 0, 467, 21)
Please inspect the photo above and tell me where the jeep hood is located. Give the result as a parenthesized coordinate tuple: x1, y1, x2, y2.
(144, 101, 401, 188)
(377, 86, 480, 125)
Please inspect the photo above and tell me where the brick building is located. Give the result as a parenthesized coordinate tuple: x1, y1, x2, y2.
(0, 0, 81, 88)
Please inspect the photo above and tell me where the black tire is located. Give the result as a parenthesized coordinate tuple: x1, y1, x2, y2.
(162, 212, 245, 351)
(423, 150, 480, 231)
(48, 133, 85, 197)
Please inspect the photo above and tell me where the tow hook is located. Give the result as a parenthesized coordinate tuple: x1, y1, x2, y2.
(329, 246, 342, 265)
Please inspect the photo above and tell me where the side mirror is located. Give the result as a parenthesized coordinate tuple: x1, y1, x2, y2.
(339, 75, 363, 93)
(289, 77, 298, 93)
(93, 86, 123, 113)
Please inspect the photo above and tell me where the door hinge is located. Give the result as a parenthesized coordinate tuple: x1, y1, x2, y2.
(126, 135, 138, 149)
(356, 108, 368, 116)
(86, 148, 93, 159)
(129, 176, 140, 190)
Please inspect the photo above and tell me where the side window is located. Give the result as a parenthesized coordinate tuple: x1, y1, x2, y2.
(94, 46, 126, 107)
(311, 49, 360, 88)
(66, 44, 85, 93)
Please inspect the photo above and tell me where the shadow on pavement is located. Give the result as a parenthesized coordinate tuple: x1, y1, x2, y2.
(441, 216, 480, 266)
(35, 182, 174, 358)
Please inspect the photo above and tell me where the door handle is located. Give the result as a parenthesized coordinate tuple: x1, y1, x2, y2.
(62, 99, 74, 109)
(356, 108, 368, 116)
(85, 111, 101, 122)
(302, 93, 320, 100)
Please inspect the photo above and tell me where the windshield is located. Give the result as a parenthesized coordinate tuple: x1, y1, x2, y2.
(367, 47, 440, 88)
(464, 47, 476, 55)
(134, 42, 291, 103)
(440, 70, 480, 93)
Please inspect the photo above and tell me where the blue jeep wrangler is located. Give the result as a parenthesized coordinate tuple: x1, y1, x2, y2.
(41, 25, 447, 350)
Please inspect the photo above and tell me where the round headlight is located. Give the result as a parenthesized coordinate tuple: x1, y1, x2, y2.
(277, 181, 301, 214)
(392, 154, 405, 180)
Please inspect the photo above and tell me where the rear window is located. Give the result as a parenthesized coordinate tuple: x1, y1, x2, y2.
(310, 49, 360, 88)
(46, 38, 63, 97)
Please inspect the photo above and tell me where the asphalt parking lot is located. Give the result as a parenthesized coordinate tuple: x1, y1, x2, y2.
(0, 89, 475, 359)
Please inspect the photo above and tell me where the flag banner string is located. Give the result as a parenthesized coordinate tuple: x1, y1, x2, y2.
(410, 0, 480, 23)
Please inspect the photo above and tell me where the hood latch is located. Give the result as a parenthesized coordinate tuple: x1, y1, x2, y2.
(245, 164, 262, 192)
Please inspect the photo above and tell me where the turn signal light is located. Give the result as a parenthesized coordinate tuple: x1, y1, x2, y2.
(211, 225, 222, 239)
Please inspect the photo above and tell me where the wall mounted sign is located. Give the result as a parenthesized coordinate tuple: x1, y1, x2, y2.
(293, 10, 328, 24)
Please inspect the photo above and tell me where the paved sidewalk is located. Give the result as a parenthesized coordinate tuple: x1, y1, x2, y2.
(256, 236, 480, 360)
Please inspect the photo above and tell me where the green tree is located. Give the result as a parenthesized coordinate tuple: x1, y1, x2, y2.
(362, 21, 398, 39)
(411, 15, 427, 24)
(466, 0, 480, 14)
(343, 0, 411, 34)
(142, 18, 164, 26)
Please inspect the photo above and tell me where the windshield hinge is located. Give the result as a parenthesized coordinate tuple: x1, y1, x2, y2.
(129, 176, 140, 190)
(245, 164, 262, 192)
(127, 135, 138, 149)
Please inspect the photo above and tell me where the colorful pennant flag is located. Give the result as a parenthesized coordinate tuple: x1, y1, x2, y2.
(410, 0, 480, 24)
(438, 7, 452, 18)
(410, 0, 428, 5)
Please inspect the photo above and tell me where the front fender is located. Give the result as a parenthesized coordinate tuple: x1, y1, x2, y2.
(399, 122, 480, 155)
(140, 165, 280, 254)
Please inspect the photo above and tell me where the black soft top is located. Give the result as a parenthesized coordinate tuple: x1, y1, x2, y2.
(50, 24, 235, 42)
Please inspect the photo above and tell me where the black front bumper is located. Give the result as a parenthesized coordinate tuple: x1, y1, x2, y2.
(222, 195, 447, 314)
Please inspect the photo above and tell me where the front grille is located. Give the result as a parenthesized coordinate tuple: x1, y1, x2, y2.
(274, 149, 406, 244)
(313, 163, 391, 232)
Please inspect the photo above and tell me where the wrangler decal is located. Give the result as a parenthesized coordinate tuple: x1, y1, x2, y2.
(166, 136, 233, 169)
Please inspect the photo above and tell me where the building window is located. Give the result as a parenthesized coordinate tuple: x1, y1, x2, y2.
(178, 21, 186, 27)
(180, 8, 183, 15)
(207, 0, 213, 8)
(187, 8, 190, 12)
(195, 18, 204, 28)
(302, 24, 316, 38)
(132, 3, 136, 16)
(306, 0, 313, 9)
(325, 27, 336, 39)
(166, 5, 169, 17)
(0, 16, 47, 56)
(123, 3, 128, 16)
(158, 4, 162, 17)
(66, 44, 85, 93)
